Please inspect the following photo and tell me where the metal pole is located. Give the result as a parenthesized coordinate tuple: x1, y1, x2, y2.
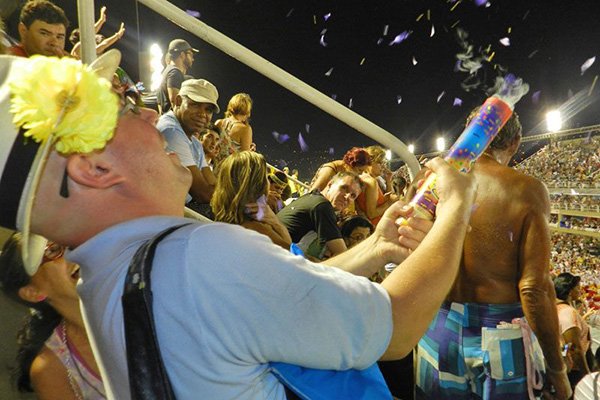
(77, 0, 97, 64)
(135, 0, 421, 179)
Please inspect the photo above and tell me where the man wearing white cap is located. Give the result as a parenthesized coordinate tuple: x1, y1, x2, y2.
(157, 78, 219, 205)
(157, 38, 198, 113)
(0, 51, 481, 400)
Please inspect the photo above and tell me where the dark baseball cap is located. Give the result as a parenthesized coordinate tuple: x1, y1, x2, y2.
(168, 39, 198, 54)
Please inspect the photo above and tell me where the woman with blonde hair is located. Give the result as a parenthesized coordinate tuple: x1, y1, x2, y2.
(215, 93, 254, 153)
(211, 151, 292, 249)
(355, 145, 398, 226)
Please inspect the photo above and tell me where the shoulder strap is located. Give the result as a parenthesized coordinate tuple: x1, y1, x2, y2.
(122, 223, 191, 400)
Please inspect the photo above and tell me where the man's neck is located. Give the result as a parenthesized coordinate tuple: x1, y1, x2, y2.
(171, 60, 187, 75)
(482, 150, 512, 166)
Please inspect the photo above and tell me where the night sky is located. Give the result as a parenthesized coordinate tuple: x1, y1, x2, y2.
(3, 0, 600, 178)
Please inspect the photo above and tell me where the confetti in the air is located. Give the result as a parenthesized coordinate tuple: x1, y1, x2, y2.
(360, 57, 366, 65)
(397, 95, 402, 104)
(507, 27, 512, 33)
(286, 8, 294, 17)
(522, 10, 530, 20)
(389, 31, 412, 45)
(377, 38, 384, 45)
(331, 94, 337, 100)
(453, 97, 463, 106)
(313, 15, 316, 24)
(319, 35, 328, 47)
(325, 67, 334, 76)
(487, 51, 495, 62)
(348, 98, 353, 108)
(272, 131, 290, 144)
(185, 9, 201, 18)
(485, 2, 491, 7)
(329, 147, 335, 155)
(427, 9, 431, 20)
(451, 20, 460, 28)
(437, 91, 446, 103)
(499, 37, 510, 46)
(298, 133, 309, 152)
(324, 13, 332, 21)
(416, 13, 424, 22)
(528, 50, 539, 59)
(412, 56, 418, 65)
(450, 1, 461, 12)
(581, 56, 596, 75)
(475, 0, 486, 6)
(531, 90, 541, 104)
(430, 25, 435, 37)
(305, 124, 310, 133)
(383, 25, 389, 36)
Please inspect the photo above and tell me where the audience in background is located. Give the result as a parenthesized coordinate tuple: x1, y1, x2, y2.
(211, 152, 292, 249)
(157, 79, 218, 208)
(69, 6, 125, 59)
(310, 147, 372, 192)
(157, 38, 198, 113)
(199, 124, 222, 169)
(9, 0, 69, 57)
(215, 92, 254, 152)
(266, 170, 289, 214)
(355, 146, 398, 227)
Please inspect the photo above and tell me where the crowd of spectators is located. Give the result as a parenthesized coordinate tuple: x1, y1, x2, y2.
(516, 136, 600, 188)
(2, 1, 599, 398)
(551, 193, 600, 212)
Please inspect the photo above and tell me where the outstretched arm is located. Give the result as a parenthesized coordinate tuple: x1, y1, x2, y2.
(94, 6, 107, 33)
(96, 22, 125, 55)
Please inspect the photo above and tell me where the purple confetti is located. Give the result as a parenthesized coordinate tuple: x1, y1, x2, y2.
(329, 147, 335, 155)
(453, 97, 463, 106)
(389, 30, 412, 46)
(531, 90, 541, 104)
(298, 133, 309, 152)
(324, 12, 331, 21)
(581, 56, 596, 75)
(272, 131, 290, 144)
(319, 35, 328, 47)
(325, 67, 334, 76)
(499, 37, 510, 46)
(305, 124, 310, 133)
(474, 0, 487, 6)
(396, 95, 402, 104)
(437, 91, 446, 103)
(331, 94, 337, 100)
(185, 9, 201, 18)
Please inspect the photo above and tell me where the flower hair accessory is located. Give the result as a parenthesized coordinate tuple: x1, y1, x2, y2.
(9, 55, 119, 155)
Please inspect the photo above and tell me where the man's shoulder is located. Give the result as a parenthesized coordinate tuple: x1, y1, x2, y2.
(157, 111, 183, 133)
(8, 44, 28, 57)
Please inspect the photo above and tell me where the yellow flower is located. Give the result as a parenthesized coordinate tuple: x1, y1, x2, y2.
(9, 56, 119, 154)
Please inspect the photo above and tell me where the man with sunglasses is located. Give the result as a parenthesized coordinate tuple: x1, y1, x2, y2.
(157, 38, 198, 114)
(0, 52, 482, 399)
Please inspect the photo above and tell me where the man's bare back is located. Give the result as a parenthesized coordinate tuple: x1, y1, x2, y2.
(448, 154, 551, 304)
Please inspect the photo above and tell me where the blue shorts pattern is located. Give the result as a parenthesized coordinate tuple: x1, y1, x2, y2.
(416, 301, 540, 400)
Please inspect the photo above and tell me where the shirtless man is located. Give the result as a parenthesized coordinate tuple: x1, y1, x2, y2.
(415, 109, 572, 400)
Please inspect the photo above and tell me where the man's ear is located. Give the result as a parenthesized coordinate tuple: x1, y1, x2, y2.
(18, 284, 45, 304)
(17, 22, 27, 41)
(174, 94, 183, 107)
(66, 154, 125, 189)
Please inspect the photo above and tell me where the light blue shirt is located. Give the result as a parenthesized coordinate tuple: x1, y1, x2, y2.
(157, 111, 208, 203)
(69, 217, 392, 400)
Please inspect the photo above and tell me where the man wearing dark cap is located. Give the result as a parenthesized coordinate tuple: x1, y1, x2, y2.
(157, 38, 198, 113)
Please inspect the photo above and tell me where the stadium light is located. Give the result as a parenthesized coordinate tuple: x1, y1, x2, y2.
(436, 137, 446, 152)
(385, 149, 392, 161)
(149, 43, 164, 92)
(546, 110, 562, 132)
(408, 144, 415, 154)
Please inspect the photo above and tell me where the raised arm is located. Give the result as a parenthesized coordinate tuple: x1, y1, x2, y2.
(518, 179, 571, 399)
(96, 22, 125, 55)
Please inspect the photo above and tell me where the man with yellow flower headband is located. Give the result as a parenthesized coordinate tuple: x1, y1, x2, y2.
(0, 50, 480, 400)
